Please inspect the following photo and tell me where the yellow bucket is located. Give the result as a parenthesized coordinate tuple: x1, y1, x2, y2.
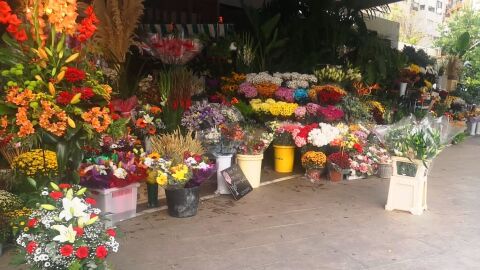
(273, 145, 295, 173)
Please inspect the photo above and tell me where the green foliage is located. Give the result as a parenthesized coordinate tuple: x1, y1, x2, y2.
(402, 46, 435, 67)
(452, 132, 467, 145)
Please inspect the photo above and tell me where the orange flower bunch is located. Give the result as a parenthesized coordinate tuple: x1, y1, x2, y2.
(221, 72, 246, 94)
(82, 107, 112, 133)
(255, 82, 278, 98)
(353, 82, 381, 96)
(6, 87, 34, 107)
(27, 0, 78, 35)
(39, 101, 68, 137)
(15, 107, 34, 137)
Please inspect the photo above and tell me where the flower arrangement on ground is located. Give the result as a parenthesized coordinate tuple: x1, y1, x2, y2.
(250, 99, 299, 118)
(237, 126, 274, 155)
(80, 152, 147, 189)
(269, 121, 302, 146)
(183, 152, 216, 188)
(301, 151, 327, 169)
(12, 149, 58, 178)
(12, 183, 119, 269)
(328, 152, 351, 172)
(199, 124, 244, 156)
(0, 0, 125, 181)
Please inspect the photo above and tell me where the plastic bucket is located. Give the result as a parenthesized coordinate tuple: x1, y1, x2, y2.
(236, 154, 263, 188)
(215, 154, 233, 194)
(273, 145, 295, 173)
(165, 186, 200, 218)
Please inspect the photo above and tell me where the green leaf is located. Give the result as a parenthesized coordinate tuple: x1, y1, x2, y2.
(0, 103, 15, 115)
(260, 13, 281, 41)
(455, 31, 471, 56)
(27, 177, 37, 189)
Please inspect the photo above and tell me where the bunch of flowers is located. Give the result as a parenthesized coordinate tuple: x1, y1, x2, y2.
(0, 190, 23, 213)
(328, 152, 351, 170)
(292, 123, 319, 147)
(353, 82, 381, 96)
(399, 64, 421, 85)
(183, 152, 216, 188)
(275, 87, 295, 102)
(269, 121, 303, 146)
(139, 152, 172, 185)
(349, 154, 375, 175)
(311, 85, 347, 105)
(307, 123, 341, 148)
(199, 123, 245, 155)
(181, 101, 243, 131)
(12, 149, 58, 177)
(367, 145, 391, 164)
(272, 72, 317, 88)
(255, 82, 279, 98)
(294, 88, 309, 104)
(318, 106, 344, 122)
(14, 183, 119, 269)
(221, 72, 246, 94)
(246, 72, 282, 85)
(79, 152, 147, 189)
(99, 134, 138, 153)
(301, 151, 327, 169)
(238, 82, 258, 98)
(237, 126, 274, 155)
(132, 104, 165, 137)
(147, 35, 202, 65)
(250, 99, 299, 118)
(155, 161, 192, 188)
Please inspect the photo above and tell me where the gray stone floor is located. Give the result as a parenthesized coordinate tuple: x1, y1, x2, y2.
(2, 137, 480, 269)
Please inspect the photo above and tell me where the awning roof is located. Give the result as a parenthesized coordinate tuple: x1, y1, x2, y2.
(350, 0, 404, 9)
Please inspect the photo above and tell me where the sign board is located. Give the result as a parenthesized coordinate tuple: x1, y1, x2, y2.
(221, 164, 252, 200)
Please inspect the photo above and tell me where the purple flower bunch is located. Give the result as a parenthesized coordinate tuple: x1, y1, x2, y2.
(318, 105, 344, 122)
(275, 87, 295, 102)
(181, 101, 225, 131)
(238, 82, 258, 98)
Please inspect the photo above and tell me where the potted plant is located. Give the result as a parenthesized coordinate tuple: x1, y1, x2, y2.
(269, 122, 302, 173)
(79, 151, 147, 223)
(236, 125, 273, 188)
(301, 151, 327, 182)
(327, 152, 351, 182)
(11, 182, 120, 269)
(155, 152, 215, 218)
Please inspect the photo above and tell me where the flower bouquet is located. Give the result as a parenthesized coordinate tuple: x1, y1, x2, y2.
(301, 151, 327, 182)
(221, 72, 246, 95)
(12, 183, 119, 269)
(183, 152, 216, 188)
(132, 104, 165, 138)
(250, 99, 299, 120)
(237, 126, 274, 155)
(199, 123, 245, 156)
(307, 123, 340, 148)
(80, 152, 147, 189)
(318, 106, 344, 123)
(99, 134, 138, 154)
(309, 85, 347, 105)
(146, 34, 203, 65)
(181, 101, 243, 132)
(269, 121, 302, 147)
(0, 0, 124, 182)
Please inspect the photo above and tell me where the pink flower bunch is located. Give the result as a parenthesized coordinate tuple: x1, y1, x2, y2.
(294, 106, 307, 119)
(318, 106, 344, 122)
(349, 154, 375, 175)
(306, 103, 321, 115)
(275, 87, 295, 102)
(353, 130, 368, 143)
(238, 82, 258, 98)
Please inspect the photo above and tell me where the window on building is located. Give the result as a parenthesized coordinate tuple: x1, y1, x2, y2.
(420, 4, 425, 10)
(428, 6, 435, 12)
(437, 1, 442, 8)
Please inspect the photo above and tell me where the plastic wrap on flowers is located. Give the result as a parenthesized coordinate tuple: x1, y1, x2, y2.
(146, 34, 202, 65)
(184, 167, 216, 188)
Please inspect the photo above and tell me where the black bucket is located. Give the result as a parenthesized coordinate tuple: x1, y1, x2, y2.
(165, 186, 200, 218)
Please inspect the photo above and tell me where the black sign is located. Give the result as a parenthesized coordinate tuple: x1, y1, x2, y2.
(221, 164, 253, 200)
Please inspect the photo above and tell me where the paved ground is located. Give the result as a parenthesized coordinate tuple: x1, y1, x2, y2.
(2, 137, 480, 269)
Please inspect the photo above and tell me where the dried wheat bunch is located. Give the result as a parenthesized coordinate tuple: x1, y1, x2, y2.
(149, 130, 204, 164)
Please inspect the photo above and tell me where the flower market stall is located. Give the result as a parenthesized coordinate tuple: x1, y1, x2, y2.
(0, 0, 473, 268)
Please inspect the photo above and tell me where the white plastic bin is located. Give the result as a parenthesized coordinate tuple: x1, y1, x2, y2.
(89, 183, 140, 224)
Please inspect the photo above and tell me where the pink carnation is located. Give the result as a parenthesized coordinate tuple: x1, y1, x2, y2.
(295, 137, 307, 147)
(275, 87, 295, 102)
(294, 106, 307, 118)
(238, 82, 258, 98)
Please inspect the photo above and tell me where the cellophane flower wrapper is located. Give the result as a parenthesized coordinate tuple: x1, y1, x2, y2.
(146, 34, 203, 65)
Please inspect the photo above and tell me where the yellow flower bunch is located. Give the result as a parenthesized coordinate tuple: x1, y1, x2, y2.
(301, 151, 327, 169)
(367, 101, 385, 114)
(12, 149, 58, 176)
(5, 207, 32, 233)
(424, 80, 433, 89)
(250, 99, 298, 117)
(156, 171, 168, 186)
(408, 64, 421, 74)
(341, 134, 359, 149)
(170, 164, 191, 182)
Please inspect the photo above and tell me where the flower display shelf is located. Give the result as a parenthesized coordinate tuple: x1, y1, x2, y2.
(89, 183, 140, 224)
(385, 157, 431, 215)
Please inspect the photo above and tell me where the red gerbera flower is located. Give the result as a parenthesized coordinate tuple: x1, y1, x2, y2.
(353, 143, 363, 153)
(74, 87, 94, 100)
(27, 218, 38, 228)
(26, 241, 37, 254)
(85, 197, 96, 205)
(49, 191, 63, 201)
(95, 245, 108, 259)
(58, 183, 71, 189)
(106, 228, 116, 237)
(60, 244, 74, 257)
(76, 246, 89, 259)
(65, 67, 86, 83)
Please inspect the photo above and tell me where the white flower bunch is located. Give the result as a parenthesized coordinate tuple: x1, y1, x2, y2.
(286, 80, 309, 89)
(307, 123, 340, 147)
(246, 72, 282, 85)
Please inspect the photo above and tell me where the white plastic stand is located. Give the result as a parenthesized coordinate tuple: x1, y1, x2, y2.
(215, 154, 233, 194)
(89, 183, 140, 224)
(385, 157, 429, 215)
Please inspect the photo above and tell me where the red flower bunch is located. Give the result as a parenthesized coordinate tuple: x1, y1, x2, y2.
(73, 87, 95, 100)
(65, 67, 86, 83)
(76, 6, 98, 42)
(318, 106, 344, 122)
(328, 152, 350, 169)
(148, 35, 202, 64)
(56, 91, 74, 105)
(318, 89, 343, 105)
(171, 98, 192, 110)
(353, 143, 363, 153)
(0, 1, 27, 42)
(293, 123, 318, 147)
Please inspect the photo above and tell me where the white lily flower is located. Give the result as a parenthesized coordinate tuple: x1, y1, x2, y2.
(51, 224, 76, 243)
(59, 197, 88, 222)
(143, 114, 154, 124)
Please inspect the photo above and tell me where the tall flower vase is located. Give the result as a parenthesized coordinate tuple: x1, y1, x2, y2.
(237, 154, 264, 188)
(399, 82, 407, 97)
(147, 183, 159, 208)
(215, 154, 233, 194)
(273, 145, 295, 173)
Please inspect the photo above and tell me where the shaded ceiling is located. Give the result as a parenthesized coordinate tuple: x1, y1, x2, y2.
(220, 0, 404, 9)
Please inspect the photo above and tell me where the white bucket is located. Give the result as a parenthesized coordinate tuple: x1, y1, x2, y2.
(215, 154, 233, 194)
